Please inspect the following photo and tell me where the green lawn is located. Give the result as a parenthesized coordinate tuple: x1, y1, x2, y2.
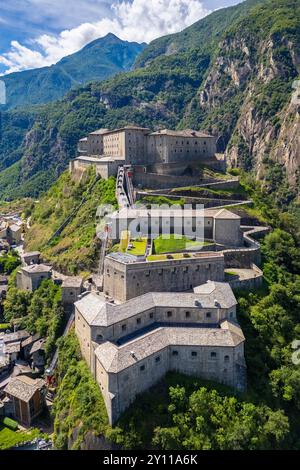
(127, 238, 147, 256)
(153, 235, 211, 255)
(0, 425, 40, 450)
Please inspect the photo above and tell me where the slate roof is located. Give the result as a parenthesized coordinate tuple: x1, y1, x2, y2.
(214, 209, 240, 220)
(75, 282, 237, 327)
(29, 339, 46, 355)
(22, 264, 52, 274)
(21, 334, 41, 348)
(95, 321, 244, 373)
(4, 341, 21, 354)
(9, 224, 22, 232)
(3, 330, 29, 344)
(22, 251, 41, 258)
(62, 276, 83, 288)
(5, 376, 45, 402)
(149, 129, 213, 138)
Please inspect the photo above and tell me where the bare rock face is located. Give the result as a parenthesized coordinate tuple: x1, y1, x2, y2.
(193, 27, 300, 189)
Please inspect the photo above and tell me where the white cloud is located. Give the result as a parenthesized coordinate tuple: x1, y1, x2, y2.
(0, 0, 210, 75)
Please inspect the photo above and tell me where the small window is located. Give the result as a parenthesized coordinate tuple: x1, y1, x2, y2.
(140, 365, 145, 371)
(149, 312, 154, 319)
(185, 311, 191, 318)
(211, 352, 217, 358)
(136, 318, 141, 325)
(172, 350, 179, 356)
(191, 351, 197, 357)
(206, 312, 211, 318)
(167, 311, 172, 318)
(224, 355, 230, 362)
(122, 324, 127, 331)
(155, 356, 161, 363)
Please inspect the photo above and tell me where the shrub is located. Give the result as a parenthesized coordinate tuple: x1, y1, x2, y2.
(2, 417, 18, 431)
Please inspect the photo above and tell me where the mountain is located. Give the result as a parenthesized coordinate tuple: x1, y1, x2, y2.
(1, 33, 146, 109)
(0, 0, 299, 203)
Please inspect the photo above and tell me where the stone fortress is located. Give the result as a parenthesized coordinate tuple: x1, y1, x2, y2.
(71, 124, 266, 425)
(75, 281, 246, 425)
(70, 125, 225, 186)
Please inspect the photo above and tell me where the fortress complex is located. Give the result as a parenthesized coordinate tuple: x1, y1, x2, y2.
(103, 207, 261, 302)
(71, 126, 223, 181)
(75, 281, 246, 424)
(108, 207, 242, 247)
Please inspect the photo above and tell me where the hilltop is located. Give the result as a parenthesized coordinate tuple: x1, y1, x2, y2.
(1, 34, 145, 109)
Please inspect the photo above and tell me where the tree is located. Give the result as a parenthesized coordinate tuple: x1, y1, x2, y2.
(3, 287, 32, 322)
(153, 386, 289, 450)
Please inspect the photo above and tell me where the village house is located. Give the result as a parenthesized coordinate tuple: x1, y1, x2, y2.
(4, 375, 46, 426)
(21, 251, 41, 266)
(16, 264, 52, 292)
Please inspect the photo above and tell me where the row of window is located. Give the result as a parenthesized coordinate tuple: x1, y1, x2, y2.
(127, 265, 212, 278)
(139, 352, 230, 371)
(120, 310, 214, 332)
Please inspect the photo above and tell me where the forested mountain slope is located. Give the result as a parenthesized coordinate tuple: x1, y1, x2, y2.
(1, 33, 145, 109)
(0, 0, 298, 202)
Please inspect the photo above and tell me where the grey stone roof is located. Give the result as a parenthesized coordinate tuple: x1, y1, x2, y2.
(29, 339, 46, 354)
(214, 209, 240, 220)
(21, 333, 41, 348)
(4, 341, 21, 354)
(75, 282, 237, 327)
(149, 129, 213, 138)
(5, 376, 45, 402)
(22, 251, 41, 258)
(62, 276, 83, 288)
(75, 293, 107, 325)
(22, 264, 52, 274)
(3, 330, 29, 344)
(9, 224, 22, 232)
(89, 128, 109, 135)
(95, 321, 244, 373)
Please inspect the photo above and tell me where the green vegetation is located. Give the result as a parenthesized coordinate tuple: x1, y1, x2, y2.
(0, 251, 21, 275)
(3, 34, 145, 110)
(139, 195, 186, 207)
(107, 373, 289, 450)
(2, 417, 18, 431)
(0, 423, 40, 450)
(3, 279, 64, 360)
(0, 323, 10, 330)
(126, 238, 147, 256)
(52, 330, 109, 450)
(24, 168, 117, 274)
(153, 235, 209, 255)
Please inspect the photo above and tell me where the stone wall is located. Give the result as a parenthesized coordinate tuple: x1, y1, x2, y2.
(97, 340, 245, 424)
(103, 254, 225, 302)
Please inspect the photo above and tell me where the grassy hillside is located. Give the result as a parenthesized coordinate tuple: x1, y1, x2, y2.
(24, 168, 117, 274)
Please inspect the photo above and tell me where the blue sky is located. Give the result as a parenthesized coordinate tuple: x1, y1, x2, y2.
(0, 0, 243, 75)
